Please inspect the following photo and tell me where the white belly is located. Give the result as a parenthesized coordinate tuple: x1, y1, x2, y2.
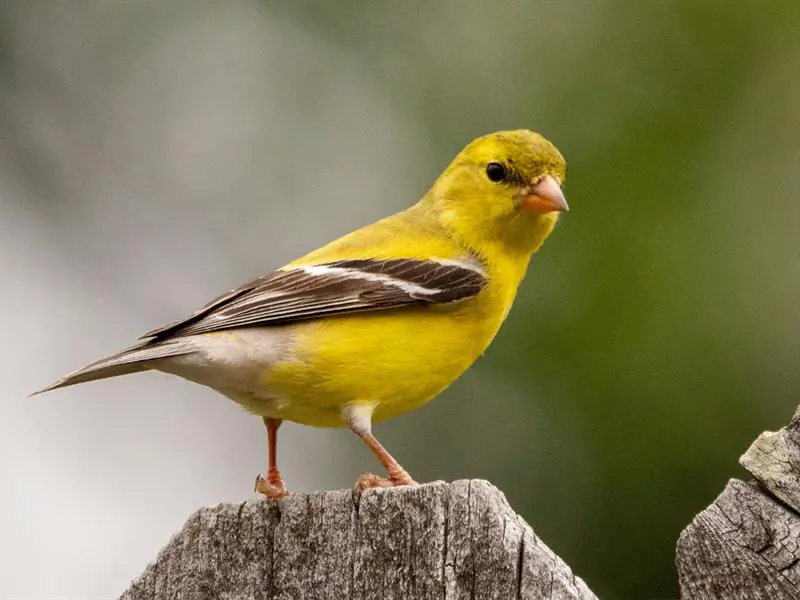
(152, 327, 293, 413)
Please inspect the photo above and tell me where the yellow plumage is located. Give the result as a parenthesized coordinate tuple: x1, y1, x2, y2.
(266, 210, 551, 427)
(35, 129, 568, 496)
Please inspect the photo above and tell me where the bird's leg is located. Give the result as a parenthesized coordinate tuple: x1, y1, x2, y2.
(355, 430, 418, 490)
(254, 417, 290, 499)
(344, 404, 417, 491)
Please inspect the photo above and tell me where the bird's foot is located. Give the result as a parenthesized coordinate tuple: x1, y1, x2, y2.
(354, 469, 418, 492)
(254, 473, 290, 499)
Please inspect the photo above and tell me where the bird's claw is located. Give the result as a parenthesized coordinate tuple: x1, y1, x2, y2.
(254, 473, 290, 499)
(352, 471, 418, 504)
(354, 471, 418, 491)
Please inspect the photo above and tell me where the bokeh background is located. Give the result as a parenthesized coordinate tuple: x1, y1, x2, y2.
(2, 2, 799, 598)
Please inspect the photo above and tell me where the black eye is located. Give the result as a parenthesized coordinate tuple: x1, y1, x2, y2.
(486, 162, 507, 183)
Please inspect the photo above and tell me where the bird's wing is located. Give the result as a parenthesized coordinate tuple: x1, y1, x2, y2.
(143, 258, 487, 340)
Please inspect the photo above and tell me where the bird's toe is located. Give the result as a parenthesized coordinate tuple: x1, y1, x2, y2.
(254, 474, 290, 499)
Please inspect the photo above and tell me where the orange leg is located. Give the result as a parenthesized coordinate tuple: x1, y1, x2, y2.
(354, 429, 418, 490)
(254, 417, 290, 499)
(344, 405, 417, 490)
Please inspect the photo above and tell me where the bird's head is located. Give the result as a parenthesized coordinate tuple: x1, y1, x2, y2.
(425, 130, 567, 256)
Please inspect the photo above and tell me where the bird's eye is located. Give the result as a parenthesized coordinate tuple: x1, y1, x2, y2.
(486, 162, 507, 183)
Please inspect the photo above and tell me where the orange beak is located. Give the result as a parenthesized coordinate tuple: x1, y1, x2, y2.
(521, 175, 569, 214)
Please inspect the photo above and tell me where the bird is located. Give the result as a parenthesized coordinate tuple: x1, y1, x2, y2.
(33, 129, 568, 499)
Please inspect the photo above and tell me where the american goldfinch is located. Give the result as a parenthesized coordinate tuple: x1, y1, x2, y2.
(34, 130, 568, 498)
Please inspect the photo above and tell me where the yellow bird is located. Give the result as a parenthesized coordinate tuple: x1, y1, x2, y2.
(34, 130, 568, 498)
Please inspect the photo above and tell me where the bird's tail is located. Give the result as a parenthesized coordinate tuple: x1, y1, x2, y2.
(31, 339, 197, 395)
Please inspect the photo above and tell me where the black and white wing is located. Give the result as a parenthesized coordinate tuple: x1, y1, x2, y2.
(144, 258, 487, 340)
(31, 257, 487, 395)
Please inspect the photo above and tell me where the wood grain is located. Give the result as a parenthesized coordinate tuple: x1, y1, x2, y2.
(120, 480, 597, 600)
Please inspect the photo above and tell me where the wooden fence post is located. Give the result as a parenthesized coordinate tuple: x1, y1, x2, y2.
(120, 479, 597, 599)
(677, 405, 800, 599)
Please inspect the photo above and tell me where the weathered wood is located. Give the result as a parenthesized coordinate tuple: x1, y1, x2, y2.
(677, 405, 800, 599)
(740, 405, 800, 513)
(120, 479, 597, 600)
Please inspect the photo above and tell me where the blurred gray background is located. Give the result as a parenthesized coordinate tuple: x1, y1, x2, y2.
(2, 2, 799, 599)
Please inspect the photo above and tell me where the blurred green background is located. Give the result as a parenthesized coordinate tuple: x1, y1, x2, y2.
(2, 2, 799, 598)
